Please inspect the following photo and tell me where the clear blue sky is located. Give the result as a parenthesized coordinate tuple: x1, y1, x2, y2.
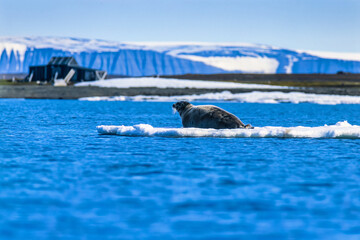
(1, 0, 359, 52)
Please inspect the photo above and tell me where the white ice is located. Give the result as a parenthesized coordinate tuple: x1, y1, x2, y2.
(97, 121, 360, 139)
(298, 50, 360, 61)
(79, 91, 360, 105)
(176, 56, 280, 73)
(75, 77, 287, 89)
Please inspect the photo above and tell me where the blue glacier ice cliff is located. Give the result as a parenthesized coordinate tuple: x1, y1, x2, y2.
(0, 36, 360, 76)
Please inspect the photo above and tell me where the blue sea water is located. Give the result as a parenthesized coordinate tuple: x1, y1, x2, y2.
(1, 99, 360, 240)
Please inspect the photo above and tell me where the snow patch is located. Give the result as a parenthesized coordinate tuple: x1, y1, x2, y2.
(177, 56, 279, 73)
(299, 50, 360, 61)
(284, 55, 298, 74)
(97, 121, 360, 139)
(75, 77, 287, 89)
(0, 42, 27, 62)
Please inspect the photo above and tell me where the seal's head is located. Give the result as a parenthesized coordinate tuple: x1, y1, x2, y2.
(172, 101, 191, 115)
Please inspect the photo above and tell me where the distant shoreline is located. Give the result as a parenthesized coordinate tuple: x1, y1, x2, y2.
(1, 73, 360, 99)
(160, 73, 360, 87)
(1, 85, 360, 99)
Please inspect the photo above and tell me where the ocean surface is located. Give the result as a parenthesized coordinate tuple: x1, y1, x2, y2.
(1, 99, 360, 240)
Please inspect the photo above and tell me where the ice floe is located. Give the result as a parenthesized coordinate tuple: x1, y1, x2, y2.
(97, 121, 360, 139)
(80, 91, 360, 105)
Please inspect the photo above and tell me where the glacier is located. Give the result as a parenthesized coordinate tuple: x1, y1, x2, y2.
(1, 36, 360, 76)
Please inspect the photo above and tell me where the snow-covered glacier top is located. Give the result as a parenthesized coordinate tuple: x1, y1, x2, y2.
(1, 36, 360, 75)
(0, 36, 279, 61)
(0, 36, 141, 53)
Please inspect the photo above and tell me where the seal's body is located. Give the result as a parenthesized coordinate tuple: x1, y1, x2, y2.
(172, 101, 253, 129)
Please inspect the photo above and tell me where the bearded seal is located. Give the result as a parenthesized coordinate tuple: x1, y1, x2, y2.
(172, 101, 253, 129)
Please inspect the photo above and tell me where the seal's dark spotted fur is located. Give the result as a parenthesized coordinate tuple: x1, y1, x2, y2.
(173, 101, 253, 129)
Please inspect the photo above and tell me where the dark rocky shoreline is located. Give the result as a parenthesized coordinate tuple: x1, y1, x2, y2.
(1, 85, 360, 99)
(1, 73, 360, 99)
